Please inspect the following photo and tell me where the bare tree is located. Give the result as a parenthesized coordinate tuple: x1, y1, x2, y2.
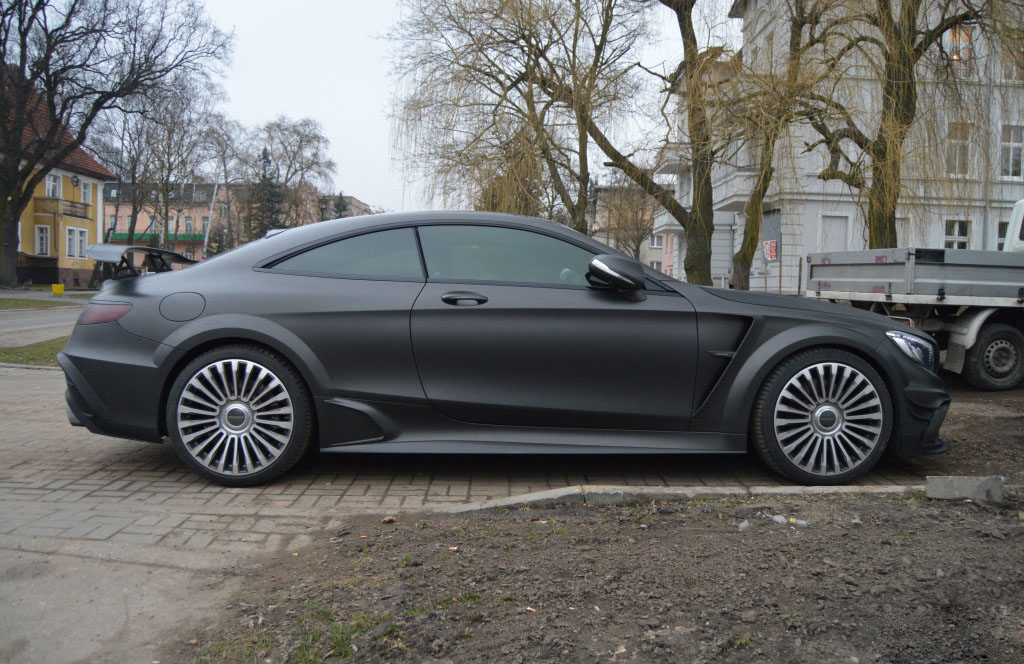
(0, 0, 230, 287)
(800, 0, 1024, 248)
(471, 123, 546, 217)
(391, 0, 650, 233)
(525, 0, 732, 284)
(203, 113, 247, 250)
(250, 116, 335, 226)
(89, 96, 157, 247)
(144, 75, 219, 251)
(598, 171, 661, 260)
(718, 0, 854, 289)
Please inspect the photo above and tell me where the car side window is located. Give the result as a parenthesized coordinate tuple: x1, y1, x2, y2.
(418, 225, 593, 287)
(272, 228, 423, 279)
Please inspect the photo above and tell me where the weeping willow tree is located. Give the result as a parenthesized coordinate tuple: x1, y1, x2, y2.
(390, 0, 652, 234)
(471, 124, 547, 217)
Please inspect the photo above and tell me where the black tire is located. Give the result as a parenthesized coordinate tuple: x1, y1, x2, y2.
(752, 348, 893, 485)
(963, 324, 1024, 391)
(165, 344, 314, 486)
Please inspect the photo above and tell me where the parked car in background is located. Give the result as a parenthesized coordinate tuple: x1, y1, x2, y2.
(62, 212, 949, 486)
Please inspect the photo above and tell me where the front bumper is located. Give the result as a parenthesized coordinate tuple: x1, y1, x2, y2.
(890, 384, 951, 457)
(59, 322, 171, 443)
(880, 342, 951, 458)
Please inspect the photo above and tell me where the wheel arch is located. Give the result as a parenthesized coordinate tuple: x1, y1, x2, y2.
(155, 314, 329, 437)
(697, 323, 901, 440)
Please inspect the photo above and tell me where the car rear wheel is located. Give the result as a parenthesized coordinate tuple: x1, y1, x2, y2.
(963, 324, 1024, 391)
(166, 345, 313, 486)
(752, 348, 892, 485)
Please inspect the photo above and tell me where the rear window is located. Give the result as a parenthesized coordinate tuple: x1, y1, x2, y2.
(271, 228, 423, 279)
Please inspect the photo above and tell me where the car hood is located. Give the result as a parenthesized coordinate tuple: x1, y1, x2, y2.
(694, 286, 892, 325)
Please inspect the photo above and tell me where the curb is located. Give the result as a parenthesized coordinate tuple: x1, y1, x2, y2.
(0, 305, 83, 313)
(436, 483, 932, 513)
(0, 362, 62, 371)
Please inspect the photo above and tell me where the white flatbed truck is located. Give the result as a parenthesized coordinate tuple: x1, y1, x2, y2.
(805, 199, 1024, 390)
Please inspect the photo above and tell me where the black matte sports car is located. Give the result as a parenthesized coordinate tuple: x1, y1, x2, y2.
(60, 212, 950, 486)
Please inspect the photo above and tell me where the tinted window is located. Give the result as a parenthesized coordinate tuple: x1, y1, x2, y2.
(418, 225, 593, 286)
(273, 228, 422, 279)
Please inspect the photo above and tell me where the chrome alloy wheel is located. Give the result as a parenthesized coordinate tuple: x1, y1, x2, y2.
(773, 362, 884, 477)
(176, 359, 294, 476)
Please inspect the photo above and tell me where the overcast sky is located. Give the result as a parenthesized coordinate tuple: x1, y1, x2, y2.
(203, 1, 710, 213)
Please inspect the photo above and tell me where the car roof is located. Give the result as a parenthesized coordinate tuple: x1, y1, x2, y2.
(214, 211, 620, 267)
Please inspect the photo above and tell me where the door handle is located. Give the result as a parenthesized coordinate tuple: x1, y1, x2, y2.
(441, 291, 488, 306)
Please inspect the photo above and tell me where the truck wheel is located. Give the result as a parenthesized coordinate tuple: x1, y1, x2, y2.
(964, 324, 1024, 391)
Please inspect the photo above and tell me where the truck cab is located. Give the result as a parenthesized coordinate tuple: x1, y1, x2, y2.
(1002, 199, 1024, 253)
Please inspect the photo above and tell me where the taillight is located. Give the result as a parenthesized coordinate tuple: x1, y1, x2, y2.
(77, 303, 132, 325)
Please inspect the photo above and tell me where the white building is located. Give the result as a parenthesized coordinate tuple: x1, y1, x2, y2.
(653, 0, 1024, 292)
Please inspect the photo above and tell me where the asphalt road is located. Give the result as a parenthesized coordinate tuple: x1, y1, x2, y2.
(0, 306, 81, 348)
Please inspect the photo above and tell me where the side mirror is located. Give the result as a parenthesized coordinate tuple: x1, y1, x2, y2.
(588, 254, 646, 301)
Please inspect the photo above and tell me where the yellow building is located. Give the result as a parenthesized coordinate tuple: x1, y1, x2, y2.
(16, 150, 115, 287)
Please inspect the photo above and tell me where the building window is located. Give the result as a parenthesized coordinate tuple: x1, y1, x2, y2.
(998, 221, 1009, 251)
(108, 215, 117, 232)
(946, 123, 970, 175)
(78, 228, 88, 258)
(35, 226, 50, 256)
(944, 219, 970, 249)
(194, 190, 206, 202)
(650, 234, 664, 248)
(946, 26, 971, 61)
(1001, 125, 1023, 179)
(81, 182, 91, 204)
(185, 216, 194, 233)
(1003, 54, 1024, 82)
(46, 174, 61, 198)
(202, 217, 210, 234)
(184, 248, 194, 260)
(66, 227, 77, 258)
(649, 260, 662, 271)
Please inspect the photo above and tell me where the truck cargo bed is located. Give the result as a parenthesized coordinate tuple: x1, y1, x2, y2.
(806, 248, 1024, 307)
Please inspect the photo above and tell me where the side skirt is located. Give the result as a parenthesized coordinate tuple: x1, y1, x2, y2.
(315, 396, 747, 454)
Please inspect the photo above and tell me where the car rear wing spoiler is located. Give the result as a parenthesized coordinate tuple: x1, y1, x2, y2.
(86, 243, 197, 280)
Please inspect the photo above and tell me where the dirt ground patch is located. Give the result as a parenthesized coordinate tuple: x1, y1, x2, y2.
(896, 373, 1024, 483)
(166, 492, 1023, 664)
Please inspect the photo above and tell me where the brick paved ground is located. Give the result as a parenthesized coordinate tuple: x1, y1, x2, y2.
(0, 366, 937, 555)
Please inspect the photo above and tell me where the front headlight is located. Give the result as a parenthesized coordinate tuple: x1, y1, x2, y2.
(886, 330, 936, 369)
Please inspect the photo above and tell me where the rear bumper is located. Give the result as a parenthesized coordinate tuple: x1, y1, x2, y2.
(59, 322, 170, 443)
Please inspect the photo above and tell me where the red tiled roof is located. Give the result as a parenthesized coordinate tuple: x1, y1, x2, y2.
(4, 68, 116, 182)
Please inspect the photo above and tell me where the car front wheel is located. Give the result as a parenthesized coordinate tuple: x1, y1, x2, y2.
(166, 345, 313, 486)
(752, 348, 892, 485)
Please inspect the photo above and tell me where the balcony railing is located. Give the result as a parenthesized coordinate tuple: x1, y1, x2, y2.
(35, 197, 91, 219)
(109, 232, 206, 242)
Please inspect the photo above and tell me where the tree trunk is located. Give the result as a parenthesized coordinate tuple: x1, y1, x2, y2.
(866, 150, 901, 248)
(864, 11, 917, 249)
(684, 152, 714, 285)
(1, 200, 27, 288)
(573, 109, 591, 234)
(733, 136, 778, 290)
(669, 0, 716, 286)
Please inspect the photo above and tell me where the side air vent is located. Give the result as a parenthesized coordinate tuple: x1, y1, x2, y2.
(693, 315, 752, 409)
